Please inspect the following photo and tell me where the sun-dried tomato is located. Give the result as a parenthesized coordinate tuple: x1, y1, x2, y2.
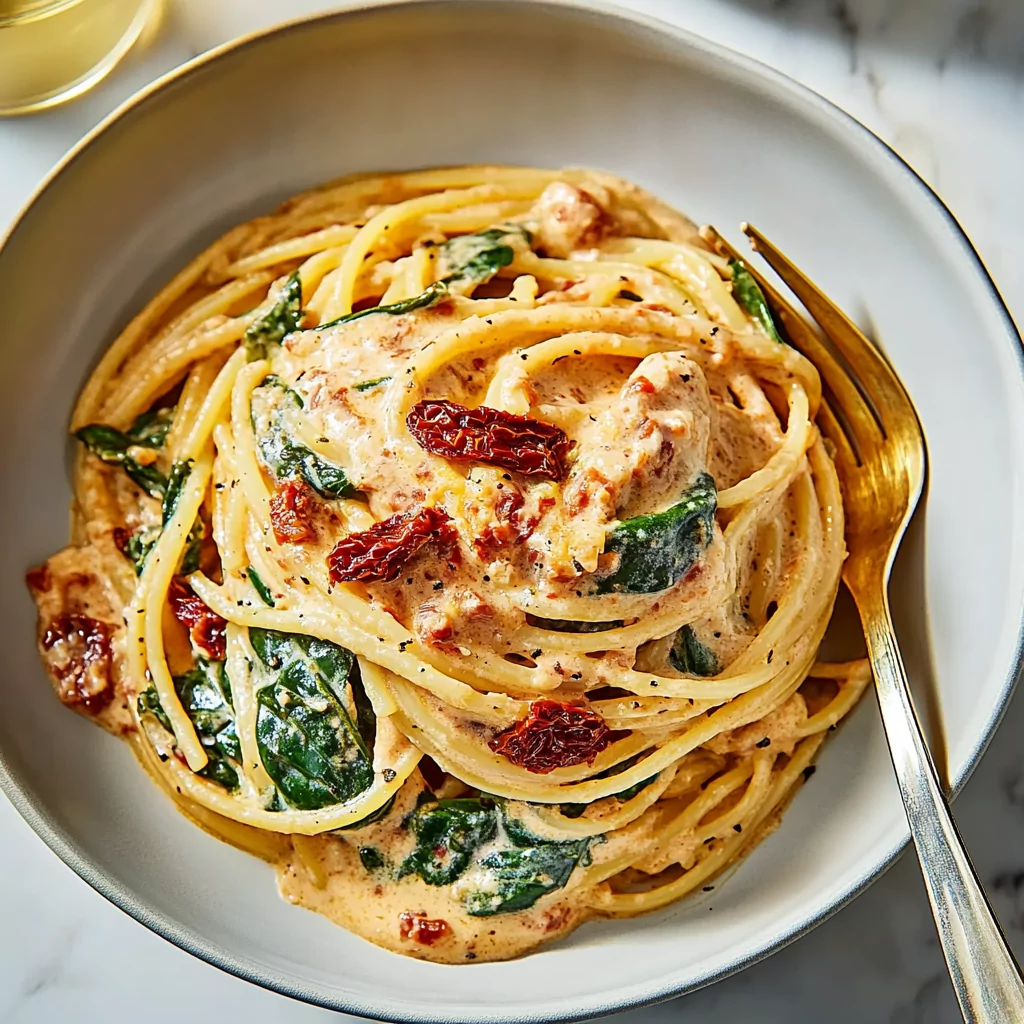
(473, 488, 528, 559)
(398, 911, 449, 945)
(407, 400, 572, 480)
(495, 488, 525, 523)
(489, 699, 615, 774)
(168, 577, 227, 660)
(269, 479, 317, 545)
(41, 614, 114, 712)
(327, 505, 457, 584)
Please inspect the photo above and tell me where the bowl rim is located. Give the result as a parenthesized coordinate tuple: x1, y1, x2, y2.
(1, 0, 1021, 1019)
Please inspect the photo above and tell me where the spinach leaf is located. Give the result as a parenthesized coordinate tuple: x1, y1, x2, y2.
(464, 846, 584, 917)
(125, 528, 159, 575)
(729, 259, 783, 344)
(669, 624, 720, 676)
(118, 459, 203, 576)
(125, 407, 175, 447)
(295, 454, 354, 498)
(244, 271, 304, 360)
(316, 282, 450, 330)
(353, 376, 392, 392)
(76, 406, 175, 498)
(395, 795, 594, 915)
(161, 459, 191, 522)
(137, 685, 172, 733)
(438, 226, 525, 287)
(122, 459, 168, 498)
(463, 809, 593, 917)
(116, 458, 203, 576)
(164, 460, 204, 573)
(136, 659, 240, 792)
(559, 753, 657, 818)
(252, 378, 357, 498)
(178, 528, 203, 574)
(612, 774, 657, 804)
(177, 658, 241, 790)
(595, 753, 658, 802)
(77, 413, 203, 575)
(246, 566, 276, 607)
(398, 798, 498, 886)
(595, 472, 717, 595)
(312, 226, 527, 330)
(249, 627, 373, 810)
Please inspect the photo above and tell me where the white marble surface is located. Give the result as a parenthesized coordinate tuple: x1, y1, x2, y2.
(1, 1, 1022, 1021)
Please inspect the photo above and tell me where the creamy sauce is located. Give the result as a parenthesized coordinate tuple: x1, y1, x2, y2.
(277, 773, 593, 962)
(25, 170, 857, 964)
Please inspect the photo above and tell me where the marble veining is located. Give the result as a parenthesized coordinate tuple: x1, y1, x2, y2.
(1, 1, 1022, 1021)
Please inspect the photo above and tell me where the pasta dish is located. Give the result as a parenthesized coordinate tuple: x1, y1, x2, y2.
(27, 166, 869, 963)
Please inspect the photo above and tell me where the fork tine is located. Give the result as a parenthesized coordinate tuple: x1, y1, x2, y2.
(742, 223, 914, 437)
(817, 398, 860, 476)
(702, 225, 884, 458)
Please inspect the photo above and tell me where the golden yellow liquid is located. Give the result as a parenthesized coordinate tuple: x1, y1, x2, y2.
(0, 0, 158, 115)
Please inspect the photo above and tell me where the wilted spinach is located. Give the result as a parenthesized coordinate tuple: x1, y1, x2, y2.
(317, 282, 449, 329)
(76, 406, 175, 498)
(730, 259, 783, 344)
(178, 658, 241, 789)
(124, 529, 158, 575)
(126, 407, 175, 446)
(137, 658, 240, 791)
(398, 798, 498, 885)
(163, 461, 205, 574)
(244, 271, 304, 360)
(669, 624, 720, 676)
(559, 753, 657, 819)
(595, 473, 717, 595)
(462, 808, 593, 917)
(251, 377, 357, 498)
(246, 565, 276, 607)
(249, 627, 373, 811)
(137, 685, 172, 733)
(397, 796, 594, 916)
(353, 376, 393, 392)
(313, 226, 528, 330)
(437, 226, 527, 288)
(121, 458, 204, 575)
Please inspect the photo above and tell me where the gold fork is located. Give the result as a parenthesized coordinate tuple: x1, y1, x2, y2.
(703, 223, 1024, 1022)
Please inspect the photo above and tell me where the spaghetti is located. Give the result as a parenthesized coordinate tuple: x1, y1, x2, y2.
(27, 166, 869, 963)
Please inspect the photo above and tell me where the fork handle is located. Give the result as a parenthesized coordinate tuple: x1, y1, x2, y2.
(858, 585, 1024, 1021)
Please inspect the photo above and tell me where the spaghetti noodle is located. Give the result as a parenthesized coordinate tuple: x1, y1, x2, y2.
(26, 166, 869, 963)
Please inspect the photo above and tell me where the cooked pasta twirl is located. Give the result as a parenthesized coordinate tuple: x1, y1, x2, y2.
(27, 166, 868, 963)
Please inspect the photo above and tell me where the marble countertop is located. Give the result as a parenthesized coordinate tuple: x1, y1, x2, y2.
(1, 1, 1022, 1021)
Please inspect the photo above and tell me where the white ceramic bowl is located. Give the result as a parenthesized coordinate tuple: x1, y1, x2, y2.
(1, 2, 1021, 1019)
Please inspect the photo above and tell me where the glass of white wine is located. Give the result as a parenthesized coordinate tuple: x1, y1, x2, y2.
(0, 0, 159, 116)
